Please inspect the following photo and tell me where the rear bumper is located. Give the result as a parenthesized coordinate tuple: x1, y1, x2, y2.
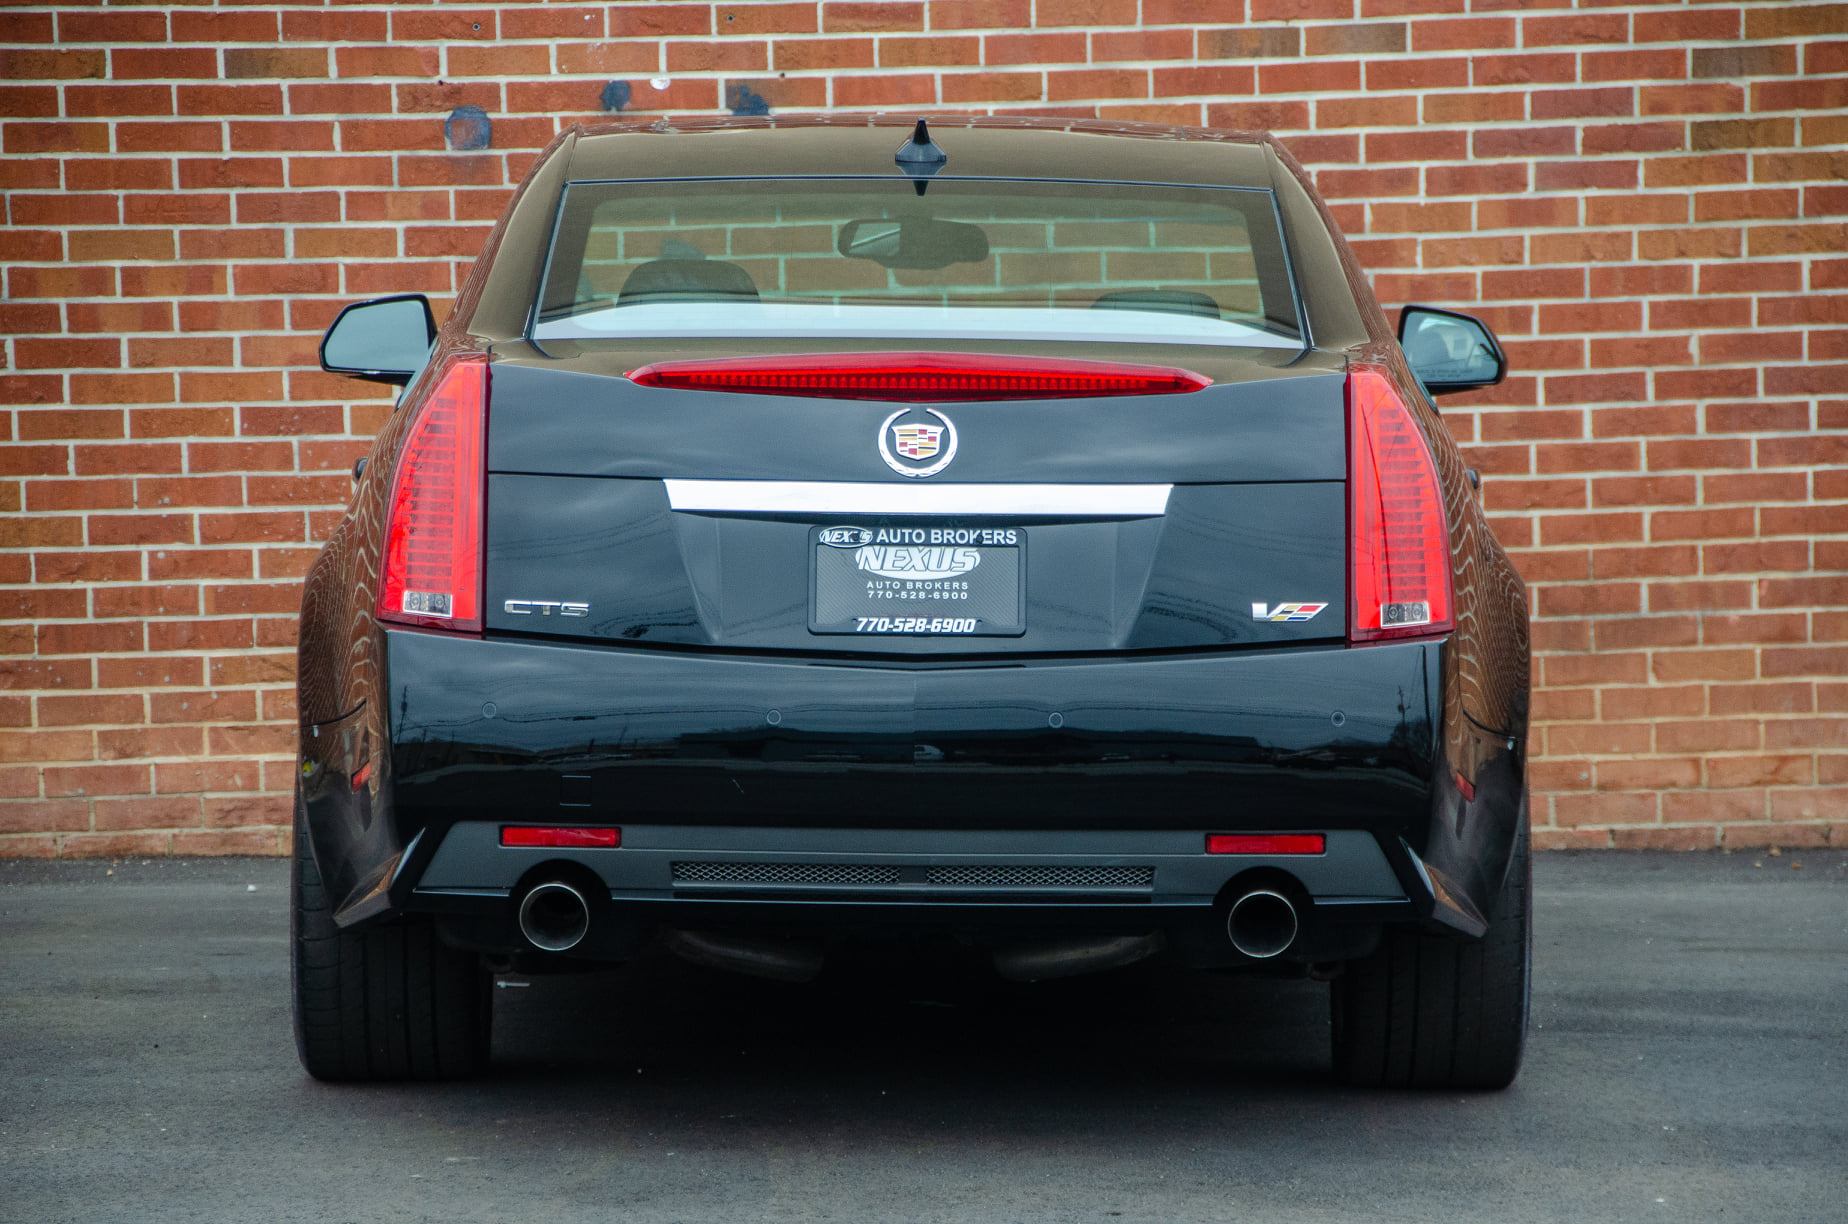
(420, 826, 1403, 903)
(304, 629, 1462, 949)
(415, 824, 1414, 968)
(382, 628, 1443, 832)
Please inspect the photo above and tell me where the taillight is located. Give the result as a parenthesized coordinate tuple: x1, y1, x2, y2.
(376, 355, 487, 632)
(625, 352, 1210, 401)
(1347, 364, 1453, 643)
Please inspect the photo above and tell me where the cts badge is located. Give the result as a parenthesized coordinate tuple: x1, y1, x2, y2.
(878, 407, 958, 478)
(1252, 602, 1328, 623)
(504, 599, 590, 617)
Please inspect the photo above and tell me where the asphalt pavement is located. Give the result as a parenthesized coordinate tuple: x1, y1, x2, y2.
(1, 850, 1843, 1223)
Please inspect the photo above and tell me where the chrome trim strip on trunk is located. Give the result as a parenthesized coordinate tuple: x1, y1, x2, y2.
(663, 480, 1172, 517)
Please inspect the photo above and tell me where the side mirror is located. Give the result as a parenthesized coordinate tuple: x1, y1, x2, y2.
(320, 294, 437, 385)
(1397, 305, 1506, 395)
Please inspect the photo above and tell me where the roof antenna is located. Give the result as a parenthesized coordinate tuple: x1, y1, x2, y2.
(894, 118, 946, 195)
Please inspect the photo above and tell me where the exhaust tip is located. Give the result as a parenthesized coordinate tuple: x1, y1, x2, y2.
(1227, 888, 1298, 960)
(518, 880, 589, 953)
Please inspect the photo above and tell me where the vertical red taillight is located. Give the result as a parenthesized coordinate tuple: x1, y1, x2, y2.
(1347, 364, 1453, 643)
(376, 355, 487, 633)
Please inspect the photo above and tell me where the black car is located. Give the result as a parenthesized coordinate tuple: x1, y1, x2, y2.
(294, 116, 1531, 1089)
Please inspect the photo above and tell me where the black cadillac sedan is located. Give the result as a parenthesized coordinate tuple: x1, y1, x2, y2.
(294, 115, 1531, 1089)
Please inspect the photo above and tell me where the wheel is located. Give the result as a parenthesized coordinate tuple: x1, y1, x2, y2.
(290, 785, 492, 1081)
(1330, 801, 1531, 1090)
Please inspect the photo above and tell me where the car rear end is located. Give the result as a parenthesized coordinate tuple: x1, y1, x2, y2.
(366, 144, 1461, 973)
(296, 120, 1530, 1087)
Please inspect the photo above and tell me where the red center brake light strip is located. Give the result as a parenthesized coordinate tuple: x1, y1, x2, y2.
(626, 351, 1211, 402)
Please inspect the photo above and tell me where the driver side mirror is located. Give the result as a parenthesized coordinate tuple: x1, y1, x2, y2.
(320, 294, 437, 385)
(1397, 305, 1506, 395)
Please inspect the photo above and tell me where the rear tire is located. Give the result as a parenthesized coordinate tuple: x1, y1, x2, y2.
(291, 786, 491, 1081)
(1330, 802, 1531, 1090)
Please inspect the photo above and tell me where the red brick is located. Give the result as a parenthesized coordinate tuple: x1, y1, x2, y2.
(64, 86, 174, 118)
(1554, 792, 1658, 827)
(74, 41, 199, 76)
(0, 49, 107, 80)
(1711, 683, 1817, 716)
(92, 796, 201, 832)
(1657, 722, 1761, 756)
(1643, 84, 1745, 117)
(1095, 29, 1197, 62)
(1597, 757, 1701, 792)
(1472, 126, 1578, 163)
(1534, 87, 1637, 120)
(281, 9, 391, 42)
(1636, 8, 1742, 43)
(1523, 12, 1628, 46)
(176, 828, 286, 855)
(1612, 826, 1725, 851)
(1724, 819, 1835, 849)
(832, 74, 936, 107)
(667, 41, 768, 72)
(931, 0, 1031, 28)
(1582, 123, 1683, 156)
(0, 800, 89, 835)
(823, 3, 925, 32)
(1207, 100, 1312, 131)
(1412, 17, 1514, 51)
(391, 9, 498, 41)
(551, 43, 659, 75)
(1584, 47, 1686, 87)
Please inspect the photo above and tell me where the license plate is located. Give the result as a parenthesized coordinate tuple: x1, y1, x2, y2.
(809, 524, 1025, 636)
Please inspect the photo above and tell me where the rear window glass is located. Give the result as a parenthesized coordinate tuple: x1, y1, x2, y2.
(533, 177, 1303, 349)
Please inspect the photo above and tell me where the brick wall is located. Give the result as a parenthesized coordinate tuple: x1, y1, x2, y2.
(2, 0, 1844, 857)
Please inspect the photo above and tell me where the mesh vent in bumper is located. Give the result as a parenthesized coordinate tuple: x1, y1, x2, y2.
(669, 861, 1154, 890)
(926, 864, 1153, 888)
(671, 861, 901, 886)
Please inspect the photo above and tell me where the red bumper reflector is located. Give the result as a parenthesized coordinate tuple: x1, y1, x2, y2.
(1206, 833, 1326, 856)
(500, 826, 620, 849)
(626, 351, 1211, 401)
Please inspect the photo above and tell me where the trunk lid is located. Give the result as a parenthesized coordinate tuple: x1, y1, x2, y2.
(482, 344, 1347, 655)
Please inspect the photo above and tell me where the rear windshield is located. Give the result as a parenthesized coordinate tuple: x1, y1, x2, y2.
(532, 177, 1303, 349)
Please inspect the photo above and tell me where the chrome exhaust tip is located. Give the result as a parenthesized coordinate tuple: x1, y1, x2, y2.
(1227, 888, 1298, 960)
(517, 881, 590, 953)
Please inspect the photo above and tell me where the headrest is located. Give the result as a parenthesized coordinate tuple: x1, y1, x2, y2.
(617, 259, 760, 304)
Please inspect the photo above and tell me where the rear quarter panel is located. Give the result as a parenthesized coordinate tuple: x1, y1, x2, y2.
(1271, 137, 1531, 922)
(1270, 139, 1531, 748)
(295, 132, 578, 918)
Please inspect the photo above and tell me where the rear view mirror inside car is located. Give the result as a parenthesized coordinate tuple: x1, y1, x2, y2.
(836, 216, 990, 270)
